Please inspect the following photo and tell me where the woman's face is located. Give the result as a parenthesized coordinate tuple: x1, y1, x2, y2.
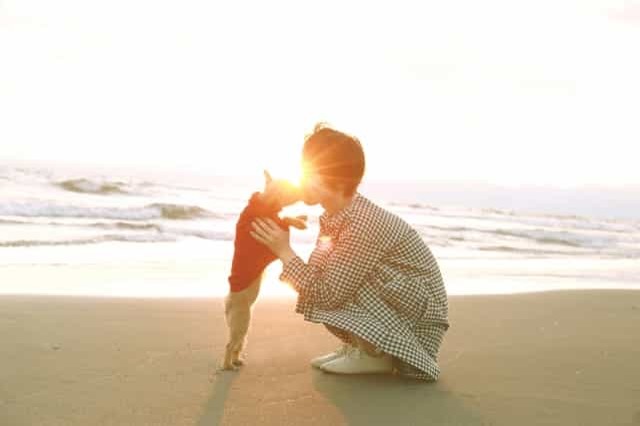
(299, 164, 337, 206)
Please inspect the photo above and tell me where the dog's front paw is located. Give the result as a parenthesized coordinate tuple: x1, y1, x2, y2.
(282, 215, 308, 230)
(232, 358, 245, 367)
(219, 361, 240, 372)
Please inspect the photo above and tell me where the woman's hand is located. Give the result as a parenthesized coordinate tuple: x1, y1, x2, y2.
(250, 218, 296, 264)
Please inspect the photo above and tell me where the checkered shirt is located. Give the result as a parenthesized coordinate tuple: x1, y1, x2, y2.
(279, 193, 450, 381)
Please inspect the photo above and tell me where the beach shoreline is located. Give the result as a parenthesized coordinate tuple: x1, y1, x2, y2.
(1, 290, 639, 425)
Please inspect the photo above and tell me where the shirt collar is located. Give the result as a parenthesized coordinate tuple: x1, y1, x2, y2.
(319, 193, 362, 234)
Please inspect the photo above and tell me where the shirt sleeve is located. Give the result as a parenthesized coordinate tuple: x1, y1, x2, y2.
(279, 225, 384, 310)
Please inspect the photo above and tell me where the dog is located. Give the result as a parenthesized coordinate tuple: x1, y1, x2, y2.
(221, 171, 306, 370)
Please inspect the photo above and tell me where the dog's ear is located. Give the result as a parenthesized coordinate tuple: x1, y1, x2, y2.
(263, 170, 273, 185)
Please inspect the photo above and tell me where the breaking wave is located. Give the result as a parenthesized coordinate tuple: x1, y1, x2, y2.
(0, 201, 218, 221)
(57, 179, 129, 195)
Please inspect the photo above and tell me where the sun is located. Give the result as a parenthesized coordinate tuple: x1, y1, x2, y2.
(266, 156, 305, 187)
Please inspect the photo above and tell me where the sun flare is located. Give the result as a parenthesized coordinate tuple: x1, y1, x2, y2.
(266, 157, 305, 187)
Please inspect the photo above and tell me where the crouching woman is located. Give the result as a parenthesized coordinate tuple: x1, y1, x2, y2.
(250, 124, 450, 381)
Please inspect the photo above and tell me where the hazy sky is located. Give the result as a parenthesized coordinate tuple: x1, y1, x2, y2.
(1, 0, 639, 187)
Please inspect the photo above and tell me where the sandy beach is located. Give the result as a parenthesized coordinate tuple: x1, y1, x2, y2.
(1, 290, 639, 426)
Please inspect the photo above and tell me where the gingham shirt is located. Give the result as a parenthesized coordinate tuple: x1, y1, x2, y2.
(280, 193, 449, 381)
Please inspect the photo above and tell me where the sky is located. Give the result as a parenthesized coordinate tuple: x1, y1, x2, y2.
(1, 0, 639, 187)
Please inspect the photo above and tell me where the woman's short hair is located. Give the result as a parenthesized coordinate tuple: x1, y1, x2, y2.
(302, 123, 366, 196)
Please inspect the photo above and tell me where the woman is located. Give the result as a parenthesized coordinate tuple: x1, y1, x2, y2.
(250, 124, 449, 381)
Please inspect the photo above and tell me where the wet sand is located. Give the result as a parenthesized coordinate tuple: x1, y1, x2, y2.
(1, 290, 639, 425)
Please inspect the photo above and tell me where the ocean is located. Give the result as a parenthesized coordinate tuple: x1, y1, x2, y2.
(1, 162, 639, 298)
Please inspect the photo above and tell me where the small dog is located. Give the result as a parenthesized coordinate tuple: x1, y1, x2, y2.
(221, 171, 306, 370)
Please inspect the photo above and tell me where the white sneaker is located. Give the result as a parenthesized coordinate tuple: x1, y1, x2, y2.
(320, 347, 393, 374)
(310, 344, 354, 369)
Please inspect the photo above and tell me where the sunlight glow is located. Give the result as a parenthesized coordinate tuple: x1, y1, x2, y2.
(317, 235, 333, 251)
(0, 0, 639, 187)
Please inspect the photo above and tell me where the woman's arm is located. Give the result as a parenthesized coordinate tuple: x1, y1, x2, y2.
(250, 217, 385, 310)
(279, 226, 384, 310)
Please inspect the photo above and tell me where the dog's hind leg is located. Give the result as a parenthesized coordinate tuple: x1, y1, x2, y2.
(222, 292, 249, 370)
(230, 276, 262, 366)
(221, 275, 262, 370)
(229, 307, 250, 367)
(245, 274, 262, 306)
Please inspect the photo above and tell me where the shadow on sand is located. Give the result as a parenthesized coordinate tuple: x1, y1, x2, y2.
(311, 371, 484, 426)
(196, 369, 238, 426)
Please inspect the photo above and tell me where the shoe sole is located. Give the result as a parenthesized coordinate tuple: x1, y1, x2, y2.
(310, 355, 343, 369)
(320, 366, 393, 374)
(319, 355, 393, 374)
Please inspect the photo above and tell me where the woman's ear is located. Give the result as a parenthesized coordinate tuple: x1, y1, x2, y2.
(332, 182, 348, 197)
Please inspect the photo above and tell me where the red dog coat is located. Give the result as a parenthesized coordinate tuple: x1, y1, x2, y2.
(228, 192, 288, 292)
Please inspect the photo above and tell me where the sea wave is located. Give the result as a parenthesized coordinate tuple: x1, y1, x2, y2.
(490, 229, 585, 248)
(0, 201, 219, 221)
(0, 234, 178, 248)
(57, 179, 129, 195)
(90, 221, 163, 231)
(389, 201, 439, 211)
(0, 218, 24, 225)
(0, 228, 313, 247)
(148, 203, 213, 220)
(421, 224, 620, 249)
(475, 244, 639, 259)
(476, 245, 590, 256)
